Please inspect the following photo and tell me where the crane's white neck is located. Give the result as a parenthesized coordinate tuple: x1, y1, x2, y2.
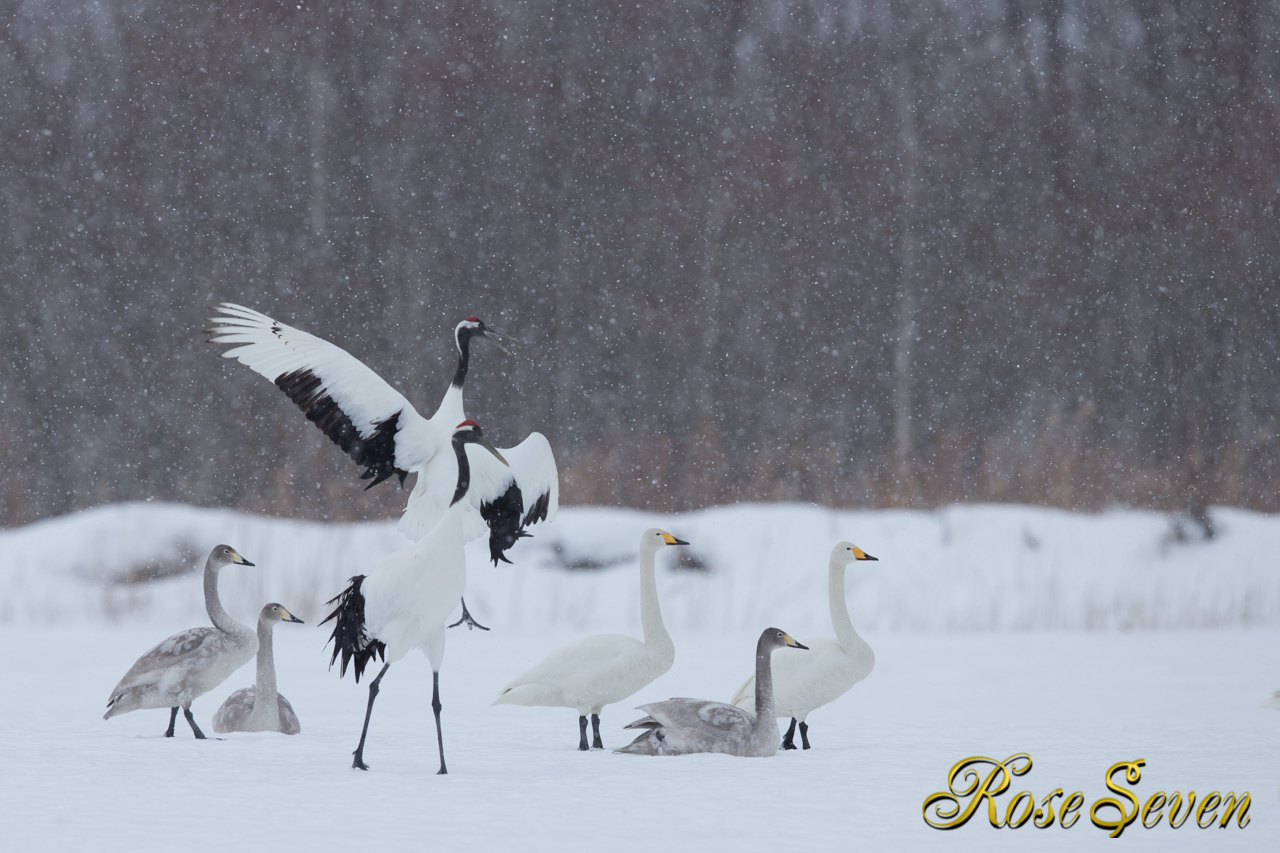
(449, 432, 473, 506)
(450, 326, 475, 389)
(431, 324, 475, 421)
(637, 544, 673, 662)
(829, 555, 867, 655)
(433, 382, 465, 423)
(250, 617, 279, 724)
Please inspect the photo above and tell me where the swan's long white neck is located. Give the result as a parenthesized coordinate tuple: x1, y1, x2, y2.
(637, 544, 673, 662)
(752, 636, 776, 733)
(829, 555, 868, 656)
(251, 617, 279, 722)
(204, 560, 247, 636)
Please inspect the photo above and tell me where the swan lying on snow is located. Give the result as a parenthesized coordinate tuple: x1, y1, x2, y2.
(213, 603, 305, 735)
(616, 628, 808, 757)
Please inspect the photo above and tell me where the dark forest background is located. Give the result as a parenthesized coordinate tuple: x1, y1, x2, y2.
(2, 0, 1279, 526)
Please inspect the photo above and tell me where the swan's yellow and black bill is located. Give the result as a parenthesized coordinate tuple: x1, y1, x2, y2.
(231, 550, 255, 566)
(280, 607, 304, 624)
(661, 533, 690, 546)
(849, 546, 878, 561)
(477, 434, 509, 466)
(782, 634, 809, 650)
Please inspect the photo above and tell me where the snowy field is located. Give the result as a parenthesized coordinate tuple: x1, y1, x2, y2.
(4, 624, 1277, 852)
(4, 501, 1280, 631)
(1, 502, 1279, 851)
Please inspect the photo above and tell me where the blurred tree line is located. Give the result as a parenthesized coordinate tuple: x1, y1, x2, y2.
(1, 0, 1278, 525)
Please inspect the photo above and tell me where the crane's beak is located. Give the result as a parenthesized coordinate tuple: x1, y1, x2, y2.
(477, 435, 509, 466)
(782, 634, 809, 650)
(482, 328, 520, 356)
(281, 608, 304, 624)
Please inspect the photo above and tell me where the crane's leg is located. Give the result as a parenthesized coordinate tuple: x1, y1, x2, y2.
(352, 663, 390, 770)
(164, 707, 179, 738)
(799, 721, 811, 750)
(781, 717, 798, 750)
(432, 670, 447, 775)
(591, 713, 604, 750)
(183, 707, 207, 739)
(447, 597, 490, 631)
(578, 715, 589, 751)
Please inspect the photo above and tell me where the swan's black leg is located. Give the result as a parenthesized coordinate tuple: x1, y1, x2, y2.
(432, 671, 447, 775)
(799, 721, 811, 750)
(183, 707, 207, 739)
(591, 713, 603, 750)
(578, 715, 589, 751)
(164, 707, 179, 738)
(447, 597, 490, 631)
(352, 663, 390, 770)
(781, 717, 798, 750)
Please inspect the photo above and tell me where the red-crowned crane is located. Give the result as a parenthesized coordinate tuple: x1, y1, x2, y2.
(322, 420, 512, 773)
(207, 304, 559, 627)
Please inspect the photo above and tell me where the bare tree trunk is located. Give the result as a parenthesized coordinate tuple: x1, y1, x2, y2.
(892, 46, 921, 505)
(307, 46, 331, 288)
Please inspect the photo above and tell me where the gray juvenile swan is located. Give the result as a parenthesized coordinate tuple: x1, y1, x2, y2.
(103, 545, 258, 738)
(615, 627, 808, 757)
(212, 603, 305, 735)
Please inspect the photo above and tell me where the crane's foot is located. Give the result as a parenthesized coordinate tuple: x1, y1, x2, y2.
(352, 751, 370, 771)
(447, 597, 490, 631)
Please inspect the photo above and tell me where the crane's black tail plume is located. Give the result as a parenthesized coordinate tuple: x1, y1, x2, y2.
(321, 576, 386, 682)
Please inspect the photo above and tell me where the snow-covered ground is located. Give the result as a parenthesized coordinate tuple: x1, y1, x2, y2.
(1, 502, 1278, 851)
(4, 624, 1277, 852)
(3, 501, 1279, 631)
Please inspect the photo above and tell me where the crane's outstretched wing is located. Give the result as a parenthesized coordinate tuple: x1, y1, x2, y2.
(494, 432, 559, 529)
(208, 303, 436, 488)
(397, 431, 558, 563)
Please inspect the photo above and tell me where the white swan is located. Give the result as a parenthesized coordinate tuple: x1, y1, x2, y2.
(104, 545, 257, 738)
(212, 603, 305, 735)
(616, 628, 808, 757)
(730, 542, 878, 749)
(492, 528, 687, 750)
